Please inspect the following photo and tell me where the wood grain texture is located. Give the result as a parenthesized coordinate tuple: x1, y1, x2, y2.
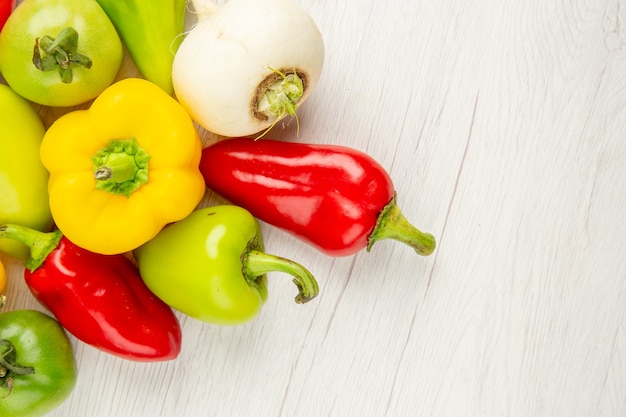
(1, 0, 625, 416)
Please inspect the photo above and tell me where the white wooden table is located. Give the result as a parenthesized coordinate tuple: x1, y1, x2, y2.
(2, 0, 625, 416)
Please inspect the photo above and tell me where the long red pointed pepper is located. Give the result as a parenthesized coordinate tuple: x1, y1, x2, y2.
(199, 138, 436, 257)
(0, 224, 182, 362)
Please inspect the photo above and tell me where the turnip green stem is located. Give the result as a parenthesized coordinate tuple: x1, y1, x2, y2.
(368, 195, 436, 256)
(243, 249, 319, 304)
(254, 68, 305, 138)
(257, 68, 304, 118)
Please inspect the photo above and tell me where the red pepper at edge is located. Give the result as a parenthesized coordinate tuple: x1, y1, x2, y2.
(199, 138, 436, 257)
(0, 0, 16, 31)
(0, 224, 182, 362)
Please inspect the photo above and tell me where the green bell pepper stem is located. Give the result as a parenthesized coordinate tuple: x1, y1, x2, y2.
(0, 338, 36, 398)
(243, 249, 319, 304)
(32, 27, 92, 84)
(367, 195, 436, 256)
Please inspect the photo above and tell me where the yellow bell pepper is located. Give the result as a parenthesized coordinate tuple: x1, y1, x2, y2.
(40, 78, 206, 255)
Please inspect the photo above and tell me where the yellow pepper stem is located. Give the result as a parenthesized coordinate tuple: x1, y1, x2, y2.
(92, 138, 150, 198)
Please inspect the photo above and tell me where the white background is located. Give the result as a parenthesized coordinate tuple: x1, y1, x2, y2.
(2, 0, 625, 416)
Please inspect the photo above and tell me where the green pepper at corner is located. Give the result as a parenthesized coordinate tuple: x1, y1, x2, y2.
(0, 0, 123, 107)
(0, 310, 77, 417)
(134, 205, 319, 325)
(95, 0, 186, 95)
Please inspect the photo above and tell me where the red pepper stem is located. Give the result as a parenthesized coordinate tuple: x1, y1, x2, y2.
(243, 249, 319, 304)
(0, 224, 63, 272)
(367, 195, 436, 256)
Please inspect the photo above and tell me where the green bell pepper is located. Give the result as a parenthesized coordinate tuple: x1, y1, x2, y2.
(95, 0, 186, 95)
(134, 205, 319, 325)
(0, 310, 77, 417)
(0, 0, 123, 107)
(0, 84, 53, 260)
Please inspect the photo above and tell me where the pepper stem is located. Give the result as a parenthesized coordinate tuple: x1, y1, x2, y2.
(0, 224, 63, 272)
(32, 27, 92, 83)
(243, 249, 319, 304)
(92, 137, 151, 198)
(0, 339, 35, 396)
(367, 195, 436, 256)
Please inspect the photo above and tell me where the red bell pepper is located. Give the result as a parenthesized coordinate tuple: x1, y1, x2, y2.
(199, 138, 436, 257)
(0, 223, 182, 362)
(0, 0, 16, 31)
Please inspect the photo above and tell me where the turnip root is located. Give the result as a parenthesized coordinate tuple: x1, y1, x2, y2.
(172, 0, 325, 138)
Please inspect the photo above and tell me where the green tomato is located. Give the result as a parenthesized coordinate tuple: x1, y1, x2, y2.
(134, 206, 319, 325)
(0, 310, 77, 417)
(0, 0, 123, 107)
(0, 84, 53, 260)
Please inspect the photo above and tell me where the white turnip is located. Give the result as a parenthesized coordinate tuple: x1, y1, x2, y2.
(172, 0, 325, 137)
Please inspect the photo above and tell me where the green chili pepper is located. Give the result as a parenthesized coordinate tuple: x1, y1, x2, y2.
(94, 0, 186, 95)
(134, 205, 319, 325)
